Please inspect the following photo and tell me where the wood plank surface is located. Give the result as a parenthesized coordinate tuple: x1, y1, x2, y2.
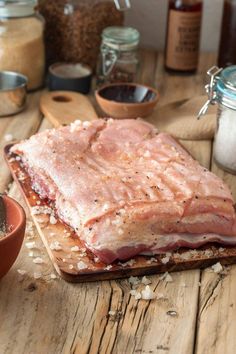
(0, 52, 230, 354)
(195, 156, 236, 354)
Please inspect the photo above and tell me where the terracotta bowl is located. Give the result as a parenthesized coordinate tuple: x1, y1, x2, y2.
(0, 195, 26, 279)
(95, 83, 159, 119)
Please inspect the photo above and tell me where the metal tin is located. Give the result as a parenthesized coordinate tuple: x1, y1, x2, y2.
(48, 63, 92, 94)
(0, 71, 28, 117)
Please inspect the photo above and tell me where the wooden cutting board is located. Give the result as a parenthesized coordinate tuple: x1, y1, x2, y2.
(5, 145, 236, 282)
(40, 91, 98, 127)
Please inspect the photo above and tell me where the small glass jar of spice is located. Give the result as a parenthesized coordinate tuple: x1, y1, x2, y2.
(96, 26, 140, 86)
(198, 65, 236, 174)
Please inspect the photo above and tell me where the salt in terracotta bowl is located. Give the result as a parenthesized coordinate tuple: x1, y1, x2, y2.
(0, 195, 26, 279)
(95, 82, 159, 119)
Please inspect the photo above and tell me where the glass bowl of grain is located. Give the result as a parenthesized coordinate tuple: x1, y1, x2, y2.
(0, 195, 26, 279)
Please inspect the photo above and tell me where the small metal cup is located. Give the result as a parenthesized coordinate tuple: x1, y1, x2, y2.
(0, 71, 28, 117)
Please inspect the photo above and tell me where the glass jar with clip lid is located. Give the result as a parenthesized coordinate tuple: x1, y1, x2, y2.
(96, 26, 140, 86)
(0, 0, 45, 90)
(198, 65, 236, 174)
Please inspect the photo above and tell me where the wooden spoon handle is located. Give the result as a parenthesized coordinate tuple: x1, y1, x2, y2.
(40, 91, 98, 127)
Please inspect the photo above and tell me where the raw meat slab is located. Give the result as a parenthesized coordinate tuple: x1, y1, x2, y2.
(5, 144, 236, 282)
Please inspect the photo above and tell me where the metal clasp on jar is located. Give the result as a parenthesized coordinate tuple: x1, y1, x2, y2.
(114, 0, 131, 11)
(197, 66, 222, 119)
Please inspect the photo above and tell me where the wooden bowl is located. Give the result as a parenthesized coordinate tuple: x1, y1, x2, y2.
(0, 195, 26, 279)
(95, 83, 159, 119)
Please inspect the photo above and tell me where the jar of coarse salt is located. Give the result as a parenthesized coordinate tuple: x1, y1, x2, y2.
(198, 65, 236, 174)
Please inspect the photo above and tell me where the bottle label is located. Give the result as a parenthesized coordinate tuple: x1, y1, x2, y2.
(166, 10, 202, 70)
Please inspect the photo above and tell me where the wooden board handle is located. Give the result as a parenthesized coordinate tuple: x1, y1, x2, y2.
(40, 91, 98, 127)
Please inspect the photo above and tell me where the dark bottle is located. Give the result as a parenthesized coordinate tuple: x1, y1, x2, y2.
(218, 0, 236, 68)
(165, 0, 203, 73)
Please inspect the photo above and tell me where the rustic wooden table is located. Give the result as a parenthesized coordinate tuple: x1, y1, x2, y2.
(1, 51, 236, 354)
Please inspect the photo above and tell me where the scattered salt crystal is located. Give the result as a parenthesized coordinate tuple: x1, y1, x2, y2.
(25, 241, 36, 249)
(15, 156, 21, 161)
(118, 228, 124, 235)
(119, 259, 136, 267)
(50, 273, 57, 279)
(36, 201, 41, 205)
(69, 264, 74, 270)
(31, 205, 52, 215)
(105, 265, 112, 271)
(28, 251, 34, 257)
(161, 255, 170, 264)
(146, 257, 157, 264)
(130, 289, 142, 300)
(50, 241, 62, 251)
(94, 257, 100, 263)
(108, 310, 116, 316)
(33, 272, 42, 279)
(160, 272, 173, 282)
(82, 121, 91, 128)
(71, 246, 79, 252)
(211, 262, 223, 274)
(128, 276, 140, 286)
(219, 247, 225, 252)
(141, 276, 152, 285)
(49, 215, 57, 225)
(4, 133, 13, 142)
(141, 285, 156, 300)
(144, 150, 151, 158)
(17, 269, 27, 276)
(77, 261, 87, 270)
(33, 257, 44, 264)
(103, 203, 110, 211)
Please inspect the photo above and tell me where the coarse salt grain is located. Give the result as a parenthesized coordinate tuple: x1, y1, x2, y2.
(50, 241, 62, 251)
(130, 289, 142, 300)
(143, 150, 151, 158)
(82, 121, 91, 128)
(69, 264, 74, 270)
(28, 251, 34, 257)
(4, 133, 13, 142)
(146, 257, 157, 264)
(17, 269, 27, 276)
(25, 241, 36, 249)
(141, 285, 156, 300)
(128, 276, 140, 286)
(33, 257, 44, 264)
(50, 273, 57, 279)
(105, 265, 112, 271)
(33, 272, 42, 279)
(71, 246, 79, 252)
(141, 276, 152, 285)
(49, 215, 57, 225)
(108, 310, 116, 316)
(211, 262, 223, 274)
(118, 228, 124, 235)
(160, 272, 173, 282)
(77, 261, 87, 270)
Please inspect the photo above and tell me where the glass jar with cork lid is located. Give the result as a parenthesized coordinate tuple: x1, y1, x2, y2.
(198, 66, 236, 174)
(0, 0, 45, 91)
(96, 26, 140, 86)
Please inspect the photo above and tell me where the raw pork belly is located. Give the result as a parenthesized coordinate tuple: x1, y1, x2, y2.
(11, 119, 236, 263)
